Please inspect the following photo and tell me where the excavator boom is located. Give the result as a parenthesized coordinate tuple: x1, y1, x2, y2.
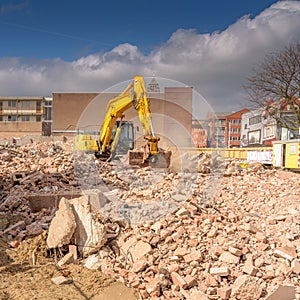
(97, 76, 171, 168)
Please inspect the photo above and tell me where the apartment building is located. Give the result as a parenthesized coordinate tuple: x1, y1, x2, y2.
(0, 97, 49, 138)
(205, 109, 249, 147)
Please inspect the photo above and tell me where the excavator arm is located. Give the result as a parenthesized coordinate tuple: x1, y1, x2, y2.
(97, 76, 171, 167)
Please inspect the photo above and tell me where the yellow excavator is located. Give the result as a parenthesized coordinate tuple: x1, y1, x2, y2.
(76, 75, 171, 168)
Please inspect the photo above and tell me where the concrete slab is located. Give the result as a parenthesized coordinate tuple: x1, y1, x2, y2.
(266, 285, 296, 300)
(27, 192, 82, 212)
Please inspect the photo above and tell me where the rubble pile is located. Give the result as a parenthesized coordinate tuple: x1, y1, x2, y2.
(82, 168, 300, 299)
(1, 143, 300, 299)
(0, 142, 77, 241)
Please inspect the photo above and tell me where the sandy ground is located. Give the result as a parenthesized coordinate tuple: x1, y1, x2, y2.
(0, 234, 137, 300)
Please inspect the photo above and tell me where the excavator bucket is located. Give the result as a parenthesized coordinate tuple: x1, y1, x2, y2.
(128, 149, 172, 168)
(149, 150, 172, 168)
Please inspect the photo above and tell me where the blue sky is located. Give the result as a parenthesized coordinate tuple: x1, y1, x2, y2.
(0, 0, 300, 115)
(0, 0, 279, 60)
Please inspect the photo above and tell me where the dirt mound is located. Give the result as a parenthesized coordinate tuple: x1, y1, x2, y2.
(0, 233, 136, 300)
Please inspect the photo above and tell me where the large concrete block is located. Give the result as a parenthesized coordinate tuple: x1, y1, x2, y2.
(70, 196, 106, 256)
(46, 197, 76, 248)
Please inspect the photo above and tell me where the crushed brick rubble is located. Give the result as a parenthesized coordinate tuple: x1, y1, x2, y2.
(1, 142, 300, 299)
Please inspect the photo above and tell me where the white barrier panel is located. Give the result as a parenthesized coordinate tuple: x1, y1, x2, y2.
(247, 150, 272, 164)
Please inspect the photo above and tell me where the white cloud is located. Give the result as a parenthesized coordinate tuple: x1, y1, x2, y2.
(0, 0, 300, 115)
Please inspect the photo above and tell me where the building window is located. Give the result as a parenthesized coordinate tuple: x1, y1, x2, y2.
(248, 130, 261, 144)
(233, 119, 239, 124)
(244, 124, 247, 129)
(0, 116, 2, 121)
(8, 100, 17, 107)
(21, 115, 30, 122)
(263, 124, 275, 139)
(214, 127, 225, 134)
(8, 115, 17, 121)
(21, 101, 31, 107)
(44, 107, 52, 121)
(45, 101, 52, 106)
(216, 119, 225, 125)
(249, 115, 262, 125)
(36, 115, 41, 122)
(36, 101, 42, 111)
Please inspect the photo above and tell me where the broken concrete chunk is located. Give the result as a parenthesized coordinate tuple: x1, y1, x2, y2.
(231, 275, 262, 300)
(217, 287, 232, 300)
(183, 250, 203, 263)
(219, 252, 240, 264)
(57, 252, 74, 267)
(266, 285, 296, 300)
(171, 271, 187, 289)
(84, 254, 102, 270)
(186, 289, 209, 300)
(274, 246, 297, 261)
(132, 259, 147, 273)
(82, 189, 109, 211)
(209, 267, 230, 276)
(291, 259, 300, 274)
(70, 196, 106, 256)
(228, 246, 242, 257)
(120, 238, 151, 264)
(46, 197, 76, 249)
(69, 245, 78, 261)
(120, 236, 138, 255)
(130, 241, 152, 263)
(173, 247, 188, 257)
(51, 276, 73, 285)
(242, 263, 258, 276)
(184, 274, 197, 288)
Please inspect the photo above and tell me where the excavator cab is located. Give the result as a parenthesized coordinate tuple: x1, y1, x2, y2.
(95, 121, 134, 160)
(112, 121, 134, 155)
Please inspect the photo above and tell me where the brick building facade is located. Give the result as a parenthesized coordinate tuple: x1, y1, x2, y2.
(52, 86, 193, 148)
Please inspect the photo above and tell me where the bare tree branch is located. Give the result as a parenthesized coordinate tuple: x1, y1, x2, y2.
(244, 43, 300, 130)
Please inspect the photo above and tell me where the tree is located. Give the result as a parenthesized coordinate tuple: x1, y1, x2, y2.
(245, 43, 300, 131)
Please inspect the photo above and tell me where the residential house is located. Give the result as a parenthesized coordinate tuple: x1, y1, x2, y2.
(206, 109, 249, 148)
